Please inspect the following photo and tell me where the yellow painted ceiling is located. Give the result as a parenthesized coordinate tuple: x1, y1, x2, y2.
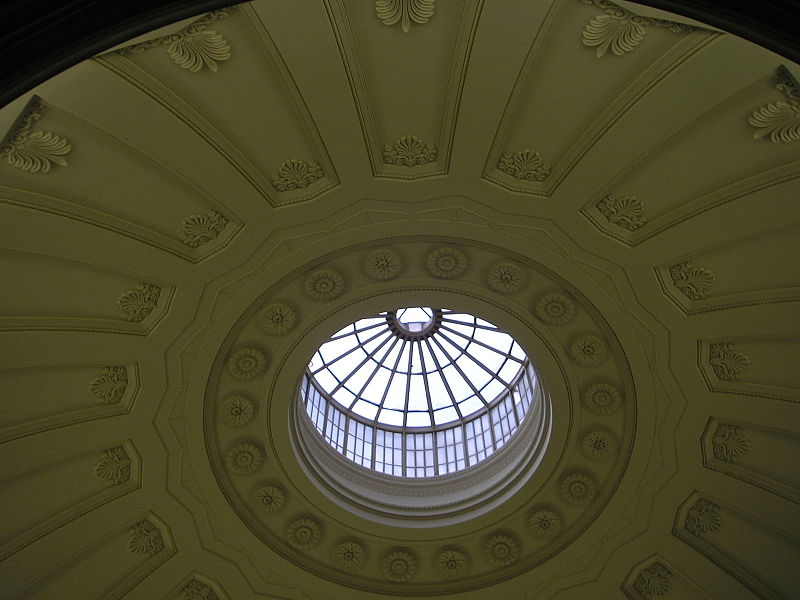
(1, 1, 799, 598)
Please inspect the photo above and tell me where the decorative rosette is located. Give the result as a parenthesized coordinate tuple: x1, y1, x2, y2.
(252, 485, 285, 514)
(225, 443, 263, 475)
(426, 247, 466, 279)
(219, 396, 254, 426)
(535, 293, 575, 325)
(305, 269, 344, 300)
(227, 348, 267, 380)
(364, 248, 401, 280)
(257, 303, 296, 334)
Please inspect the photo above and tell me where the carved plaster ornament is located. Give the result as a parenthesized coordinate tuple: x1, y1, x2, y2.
(427, 246, 466, 278)
(225, 443, 263, 475)
(749, 66, 800, 143)
(633, 562, 672, 598)
(596, 194, 647, 231)
(270, 159, 324, 191)
(128, 519, 164, 555)
(227, 348, 267, 380)
(305, 269, 345, 300)
(436, 549, 468, 577)
(583, 382, 623, 414)
(118, 283, 161, 322)
(88, 366, 128, 404)
(334, 540, 366, 570)
(483, 534, 519, 567)
(535, 294, 575, 325)
(581, 0, 696, 58)
(257, 303, 296, 334)
(118, 9, 233, 72)
(708, 343, 750, 381)
(560, 472, 596, 505)
(180, 210, 228, 247)
(0, 98, 70, 173)
(375, 0, 435, 33)
(684, 498, 721, 536)
(94, 447, 131, 484)
(528, 509, 562, 538)
(497, 149, 551, 181)
(712, 424, 751, 462)
(383, 550, 417, 581)
(669, 261, 715, 300)
(382, 135, 437, 166)
(487, 262, 525, 294)
(364, 248, 402, 280)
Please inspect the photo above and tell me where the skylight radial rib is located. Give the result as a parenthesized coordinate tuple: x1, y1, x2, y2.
(437, 329, 514, 386)
(441, 317, 503, 333)
(429, 333, 492, 408)
(422, 337, 464, 420)
(311, 327, 389, 374)
(402, 342, 414, 428)
(329, 319, 385, 340)
(417, 339, 436, 427)
(349, 335, 402, 409)
(376, 338, 408, 414)
(439, 324, 523, 364)
(328, 329, 395, 396)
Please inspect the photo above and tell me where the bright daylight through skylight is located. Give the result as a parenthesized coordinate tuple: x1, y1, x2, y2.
(300, 307, 538, 477)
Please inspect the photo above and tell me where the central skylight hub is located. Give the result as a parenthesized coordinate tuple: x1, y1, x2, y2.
(301, 307, 537, 478)
(386, 306, 442, 340)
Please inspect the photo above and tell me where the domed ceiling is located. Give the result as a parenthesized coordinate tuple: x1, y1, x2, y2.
(0, 1, 799, 599)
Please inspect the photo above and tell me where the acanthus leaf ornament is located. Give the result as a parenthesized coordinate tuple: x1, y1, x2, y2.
(709, 343, 750, 381)
(118, 9, 233, 72)
(497, 149, 551, 181)
(375, 0, 435, 33)
(180, 579, 219, 600)
(117, 283, 161, 322)
(669, 261, 715, 300)
(270, 159, 324, 191)
(712, 423, 751, 462)
(382, 135, 437, 167)
(595, 194, 646, 231)
(180, 210, 228, 247)
(581, 0, 696, 58)
(0, 98, 71, 173)
(684, 498, 721, 536)
(94, 446, 132, 485)
(633, 562, 672, 598)
(88, 366, 128, 404)
(749, 66, 800, 143)
(128, 519, 164, 556)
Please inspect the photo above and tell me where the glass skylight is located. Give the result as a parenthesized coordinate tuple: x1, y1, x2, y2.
(301, 308, 538, 477)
